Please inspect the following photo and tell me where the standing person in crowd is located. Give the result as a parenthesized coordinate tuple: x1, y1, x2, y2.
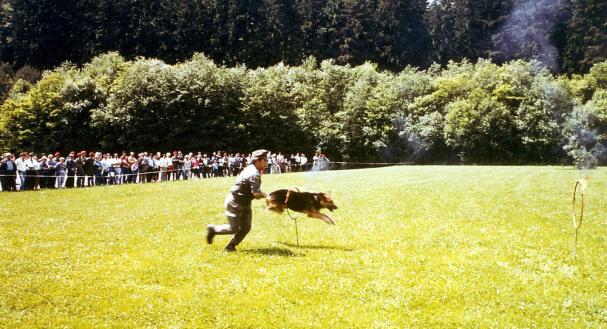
(191, 154, 200, 179)
(206, 149, 269, 252)
(93, 153, 104, 185)
(228, 153, 235, 176)
(46, 153, 58, 188)
(170, 151, 178, 180)
(176, 151, 185, 180)
(15, 152, 27, 190)
(265, 152, 273, 174)
(138, 153, 148, 184)
(270, 154, 280, 174)
(75, 151, 86, 187)
(65, 152, 76, 188)
(128, 152, 138, 183)
(211, 159, 220, 177)
(312, 151, 320, 170)
(33, 154, 41, 189)
(276, 153, 285, 173)
(148, 153, 159, 182)
(167, 152, 175, 181)
(300, 153, 308, 171)
(0, 153, 17, 191)
(39, 155, 49, 188)
(120, 153, 129, 184)
(222, 153, 229, 177)
(111, 153, 122, 184)
(56, 157, 67, 188)
(319, 153, 330, 170)
(233, 153, 242, 176)
(160, 152, 170, 182)
(24, 153, 38, 190)
(217, 154, 224, 177)
(84, 152, 95, 186)
(182, 155, 191, 180)
(291, 153, 300, 172)
(202, 154, 210, 178)
(284, 157, 292, 173)
(101, 153, 112, 184)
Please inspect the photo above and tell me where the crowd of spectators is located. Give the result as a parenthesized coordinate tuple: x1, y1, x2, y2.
(0, 150, 332, 192)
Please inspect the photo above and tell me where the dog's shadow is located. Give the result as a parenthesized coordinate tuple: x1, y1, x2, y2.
(243, 247, 304, 257)
(278, 241, 353, 251)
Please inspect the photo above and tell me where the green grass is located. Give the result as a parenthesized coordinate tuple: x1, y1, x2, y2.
(1, 166, 606, 328)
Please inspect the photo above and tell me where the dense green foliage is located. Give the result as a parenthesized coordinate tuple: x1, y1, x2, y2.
(0, 0, 605, 164)
(0, 0, 605, 74)
(0, 0, 431, 71)
(1, 53, 606, 165)
(1, 166, 606, 327)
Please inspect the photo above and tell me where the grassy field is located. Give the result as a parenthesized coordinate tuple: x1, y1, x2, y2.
(0, 166, 606, 328)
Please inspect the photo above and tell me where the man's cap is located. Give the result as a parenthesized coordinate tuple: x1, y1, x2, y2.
(251, 149, 269, 161)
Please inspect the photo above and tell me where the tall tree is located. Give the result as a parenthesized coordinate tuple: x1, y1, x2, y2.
(335, 0, 376, 65)
(375, 0, 432, 69)
(564, 0, 607, 73)
(492, 0, 568, 72)
(10, 0, 95, 68)
(428, 0, 510, 64)
(0, 0, 12, 64)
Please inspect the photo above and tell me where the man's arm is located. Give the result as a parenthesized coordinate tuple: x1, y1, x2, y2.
(250, 173, 266, 199)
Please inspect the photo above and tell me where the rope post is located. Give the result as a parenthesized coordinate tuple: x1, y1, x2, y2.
(572, 178, 587, 261)
(294, 217, 299, 247)
(285, 187, 301, 247)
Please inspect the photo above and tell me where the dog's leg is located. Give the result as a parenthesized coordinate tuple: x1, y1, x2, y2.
(307, 211, 335, 225)
(266, 201, 284, 213)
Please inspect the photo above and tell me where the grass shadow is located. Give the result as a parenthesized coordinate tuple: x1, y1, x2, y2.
(278, 241, 353, 251)
(243, 247, 304, 257)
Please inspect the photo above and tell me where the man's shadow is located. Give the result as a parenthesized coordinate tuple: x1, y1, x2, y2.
(278, 241, 353, 251)
(243, 247, 304, 257)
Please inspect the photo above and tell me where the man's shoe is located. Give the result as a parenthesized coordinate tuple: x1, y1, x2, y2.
(206, 226, 215, 244)
(224, 244, 236, 252)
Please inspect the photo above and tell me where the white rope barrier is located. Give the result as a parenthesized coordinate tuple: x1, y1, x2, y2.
(0, 167, 189, 178)
(329, 161, 412, 166)
(0, 160, 411, 190)
(0, 160, 409, 178)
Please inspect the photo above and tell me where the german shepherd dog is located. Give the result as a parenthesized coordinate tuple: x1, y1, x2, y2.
(266, 189, 337, 225)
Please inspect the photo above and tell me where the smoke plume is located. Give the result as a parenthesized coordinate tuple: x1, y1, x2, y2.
(493, 0, 565, 71)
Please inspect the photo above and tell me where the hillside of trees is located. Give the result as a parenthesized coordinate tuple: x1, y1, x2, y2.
(0, 0, 606, 165)
(0, 0, 605, 74)
(1, 53, 606, 166)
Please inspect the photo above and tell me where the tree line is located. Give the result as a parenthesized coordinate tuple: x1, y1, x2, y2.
(1, 53, 606, 166)
(0, 0, 605, 75)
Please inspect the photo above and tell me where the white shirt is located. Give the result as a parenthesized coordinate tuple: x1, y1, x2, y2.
(25, 158, 38, 170)
(101, 159, 111, 170)
(15, 158, 27, 171)
(108, 158, 120, 167)
(159, 158, 169, 168)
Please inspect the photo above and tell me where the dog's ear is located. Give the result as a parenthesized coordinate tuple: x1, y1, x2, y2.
(321, 193, 332, 202)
